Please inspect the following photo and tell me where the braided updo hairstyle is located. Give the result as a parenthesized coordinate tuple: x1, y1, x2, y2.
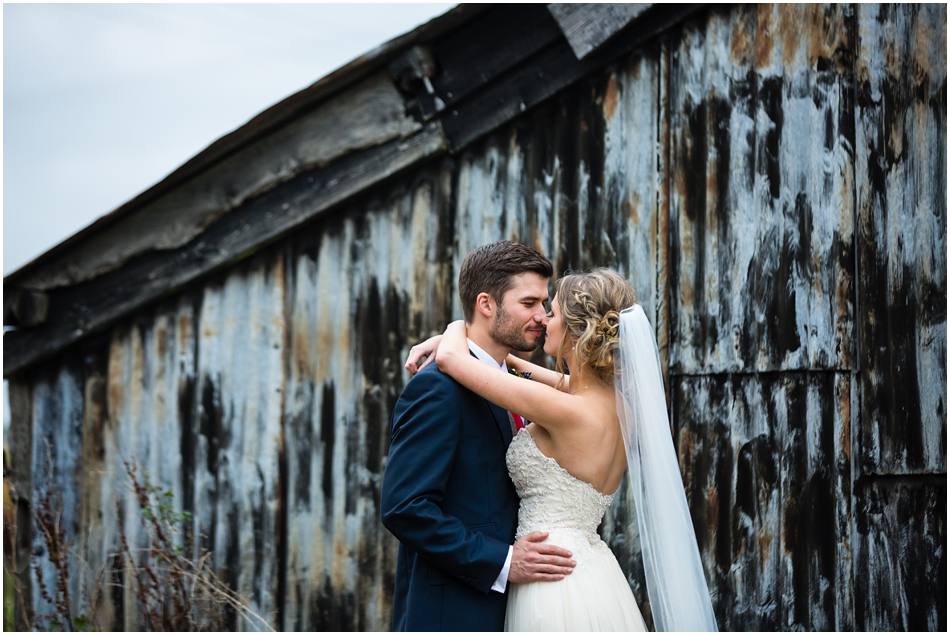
(553, 268, 636, 384)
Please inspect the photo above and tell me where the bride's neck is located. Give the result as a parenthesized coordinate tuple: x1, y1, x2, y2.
(562, 351, 614, 395)
(569, 371, 609, 395)
(563, 353, 599, 395)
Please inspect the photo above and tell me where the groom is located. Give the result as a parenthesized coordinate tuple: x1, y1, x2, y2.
(381, 241, 576, 631)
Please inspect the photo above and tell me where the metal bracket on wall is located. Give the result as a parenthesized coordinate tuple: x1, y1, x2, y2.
(387, 44, 445, 122)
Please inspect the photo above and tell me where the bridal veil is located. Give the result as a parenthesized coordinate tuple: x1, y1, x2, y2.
(614, 304, 718, 631)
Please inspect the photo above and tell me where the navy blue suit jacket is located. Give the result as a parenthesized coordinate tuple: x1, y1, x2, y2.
(381, 362, 519, 631)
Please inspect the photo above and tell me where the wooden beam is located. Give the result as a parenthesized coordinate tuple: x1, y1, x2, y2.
(2, 3, 704, 377)
(430, 4, 564, 109)
(3, 124, 448, 377)
(3, 73, 422, 295)
(1, 5, 487, 290)
(3, 288, 49, 327)
(443, 4, 704, 151)
(548, 3, 652, 59)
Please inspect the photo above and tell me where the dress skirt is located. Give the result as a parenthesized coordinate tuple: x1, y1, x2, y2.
(504, 528, 648, 632)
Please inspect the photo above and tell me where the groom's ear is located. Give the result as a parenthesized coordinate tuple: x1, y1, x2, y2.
(474, 292, 495, 320)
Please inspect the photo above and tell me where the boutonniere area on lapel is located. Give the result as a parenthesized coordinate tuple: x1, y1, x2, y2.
(506, 368, 533, 427)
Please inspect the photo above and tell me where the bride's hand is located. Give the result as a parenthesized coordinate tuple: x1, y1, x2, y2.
(434, 320, 468, 369)
(404, 333, 442, 375)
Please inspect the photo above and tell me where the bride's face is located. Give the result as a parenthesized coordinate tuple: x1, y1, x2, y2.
(542, 294, 566, 358)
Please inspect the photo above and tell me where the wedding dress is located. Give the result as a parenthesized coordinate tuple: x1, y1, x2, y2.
(502, 305, 717, 632)
(503, 427, 647, 631)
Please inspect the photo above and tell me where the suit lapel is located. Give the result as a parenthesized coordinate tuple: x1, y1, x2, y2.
(466, 350, 514, 444)
(486, 400, 513, 445)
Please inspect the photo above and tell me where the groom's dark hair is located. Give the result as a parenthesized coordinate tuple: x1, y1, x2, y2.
(458, 241, 553, 322)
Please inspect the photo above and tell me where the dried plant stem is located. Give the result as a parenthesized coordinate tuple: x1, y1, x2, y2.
(25, 460, 274, 631)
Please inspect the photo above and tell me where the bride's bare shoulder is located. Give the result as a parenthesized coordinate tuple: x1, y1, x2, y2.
(576, 385, 619, 423)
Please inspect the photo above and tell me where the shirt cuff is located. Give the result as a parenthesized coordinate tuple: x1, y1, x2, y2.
(491, 546, 514, 593)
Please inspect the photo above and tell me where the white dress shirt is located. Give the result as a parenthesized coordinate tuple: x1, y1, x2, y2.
(467, 339, 514, 594)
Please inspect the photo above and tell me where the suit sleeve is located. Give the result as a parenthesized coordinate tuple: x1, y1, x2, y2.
(381, 370, 510, 593)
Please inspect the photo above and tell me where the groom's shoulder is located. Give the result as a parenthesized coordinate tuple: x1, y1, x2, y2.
(411, 362, 457, 387)
(401, 362, 465, 397)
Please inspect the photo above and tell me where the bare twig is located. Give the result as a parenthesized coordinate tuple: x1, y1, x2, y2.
(23, 460, 274, 631)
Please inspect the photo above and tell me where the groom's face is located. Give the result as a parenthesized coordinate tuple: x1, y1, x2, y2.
(489, 272, 550, 352)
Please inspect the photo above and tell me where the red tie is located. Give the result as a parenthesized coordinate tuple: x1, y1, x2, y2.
(510, 412, 526, 431)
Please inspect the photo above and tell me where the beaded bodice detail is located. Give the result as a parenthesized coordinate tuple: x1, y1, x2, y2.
(506, 428, 614, 540)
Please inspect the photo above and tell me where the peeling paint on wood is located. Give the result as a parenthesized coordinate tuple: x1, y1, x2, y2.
(672, 372, 854, 631)
(855, 3, 947, 476)
(853, 477, 946, 631)
(29, 364, 85, 623)
(192, 253, 286, 629)
(669, 4, 856, 375)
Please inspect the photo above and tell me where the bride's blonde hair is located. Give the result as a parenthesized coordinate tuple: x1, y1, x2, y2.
(553, 268, 636, 384)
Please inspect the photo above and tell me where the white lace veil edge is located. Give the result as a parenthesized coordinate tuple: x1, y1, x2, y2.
(614, 304, 718, 632)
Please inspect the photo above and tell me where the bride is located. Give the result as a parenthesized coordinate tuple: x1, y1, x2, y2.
(406, 268, 717, 631)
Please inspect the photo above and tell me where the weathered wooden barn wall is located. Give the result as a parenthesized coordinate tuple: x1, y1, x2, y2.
(10, 3, 945, 632)
(852, 4, 946, 631)
(666, 4, 945, 631)
(669, 3, 860, 630)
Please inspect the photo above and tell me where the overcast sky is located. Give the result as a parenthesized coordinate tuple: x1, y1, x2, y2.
(2, 2, 454, 275)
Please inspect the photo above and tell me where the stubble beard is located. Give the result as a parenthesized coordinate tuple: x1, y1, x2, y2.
(490, 304, 538, 353)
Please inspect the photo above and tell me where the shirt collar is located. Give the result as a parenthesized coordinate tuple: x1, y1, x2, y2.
(467, 338, 508, 373)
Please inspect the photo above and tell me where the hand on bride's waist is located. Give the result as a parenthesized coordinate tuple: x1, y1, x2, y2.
(508, 531, 577, 584)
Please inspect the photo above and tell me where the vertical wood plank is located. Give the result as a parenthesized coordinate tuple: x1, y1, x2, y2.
(853, 478, 946, 630)
(855, 2, 947, 476)
(29, 364, 84, 626)
(92, 295, 198, 629)
(669, 4, 856, 375)
(194, 252, 285, 630)
(673, 372, 852, 630)
(8, 379, 34, 631)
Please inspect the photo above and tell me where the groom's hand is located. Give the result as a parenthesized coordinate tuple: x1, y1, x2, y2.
(508, 532, 576, 583)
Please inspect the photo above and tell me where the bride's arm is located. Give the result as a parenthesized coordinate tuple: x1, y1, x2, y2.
(404, 332, 571, 392)
(505, 355, 570, 392)
(436, 321, 583, 432)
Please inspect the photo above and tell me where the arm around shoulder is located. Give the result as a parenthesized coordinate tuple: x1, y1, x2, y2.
(437, 343, 587, 434)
